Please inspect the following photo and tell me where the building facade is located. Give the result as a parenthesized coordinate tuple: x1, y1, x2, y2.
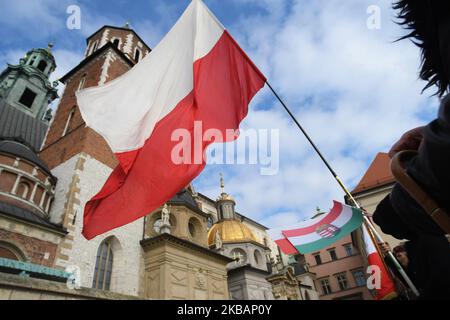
(0, 24, 288, 300)
(304, 234, 373, 300)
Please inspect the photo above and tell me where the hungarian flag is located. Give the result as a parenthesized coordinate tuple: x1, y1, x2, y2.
(76, 0, 266, 239)
(362, 223, 397, 300)
(267, 227, 299, 256)
(271, 201, 363, 255)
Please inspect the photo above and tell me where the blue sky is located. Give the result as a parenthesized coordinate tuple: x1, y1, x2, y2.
(0, 0, 440, 228)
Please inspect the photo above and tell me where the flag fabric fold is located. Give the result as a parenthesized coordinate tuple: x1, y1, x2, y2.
(362, 223, 397, 300)
(76, 0, 266, 239)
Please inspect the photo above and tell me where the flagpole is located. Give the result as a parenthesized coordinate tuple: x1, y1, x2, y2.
(266, 80, 420, 298)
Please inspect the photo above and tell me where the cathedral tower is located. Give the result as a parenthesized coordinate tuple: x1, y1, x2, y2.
(0, 45, 58, 122)
(38, 25, 151, 296)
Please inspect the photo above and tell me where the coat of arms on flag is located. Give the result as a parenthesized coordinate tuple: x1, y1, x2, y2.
(315, 224, 341, 239)
(268, 201, 364, 254)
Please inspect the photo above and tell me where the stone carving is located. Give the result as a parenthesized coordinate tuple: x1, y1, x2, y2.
(215, 230, 223, 250)
(161, 204, 171, 226)
(195, 271, 206, 289)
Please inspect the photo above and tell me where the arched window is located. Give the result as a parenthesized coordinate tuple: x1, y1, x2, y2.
(112, 38, 121, 48)
(0, 242, 26, 261)
(92, 239, 114, 291)
(37, 60, 48, 73)
(62, 107, 76, 137)
(78, 74, 86, 91)
(90, 41, 99, 56)
(134, 49, 141, 62)
(16, 182, 30, 199)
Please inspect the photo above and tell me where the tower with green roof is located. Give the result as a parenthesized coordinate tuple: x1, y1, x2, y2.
(0, 44, 58, 122)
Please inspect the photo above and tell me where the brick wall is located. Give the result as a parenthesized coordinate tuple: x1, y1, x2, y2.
(0, 229, 58, 267)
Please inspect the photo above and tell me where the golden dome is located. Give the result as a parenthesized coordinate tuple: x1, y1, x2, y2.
(208, 220, 258, 247)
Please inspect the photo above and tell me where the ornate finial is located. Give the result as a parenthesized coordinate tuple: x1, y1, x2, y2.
(124, 21, 131, 29)
(48, 42, 54, 51)
(316, 206, 321, 214)
(220, 173, 225, 194)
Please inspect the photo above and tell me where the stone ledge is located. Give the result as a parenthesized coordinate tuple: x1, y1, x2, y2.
(0, 272, 146, 300)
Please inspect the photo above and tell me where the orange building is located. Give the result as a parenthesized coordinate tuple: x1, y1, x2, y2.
(304, 233, 373, 300)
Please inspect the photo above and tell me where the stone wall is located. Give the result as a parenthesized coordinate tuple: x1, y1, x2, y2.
(48, 153, 145, 297)
(0, 273, 142, 300)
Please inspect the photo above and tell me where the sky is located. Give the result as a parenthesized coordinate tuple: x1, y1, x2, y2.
(0, 0, 441, 228)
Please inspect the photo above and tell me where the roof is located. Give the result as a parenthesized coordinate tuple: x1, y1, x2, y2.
(168, 189, 199, 208)
(352, 153, 396, 194)
(0, 140, 52, 176)
(86, 25, 151, 52)
(207, 219, 259, 247)
(0, 101, 48, 152)
(0, 202, 66, 234)
(60, 42, 135, 84)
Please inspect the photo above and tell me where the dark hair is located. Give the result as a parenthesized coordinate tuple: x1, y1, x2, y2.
(393, 0, 450, 97)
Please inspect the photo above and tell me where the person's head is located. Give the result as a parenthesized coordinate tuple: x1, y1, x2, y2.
(393, 244, 409, 267)
(394, 0, 450, 97)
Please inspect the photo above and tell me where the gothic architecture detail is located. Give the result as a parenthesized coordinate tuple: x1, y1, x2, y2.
(0, 24, 297, 300)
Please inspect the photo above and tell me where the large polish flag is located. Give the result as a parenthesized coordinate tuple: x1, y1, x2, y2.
(76, 0, 266, 239)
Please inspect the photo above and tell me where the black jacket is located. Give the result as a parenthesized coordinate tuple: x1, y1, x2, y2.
(373, 95, 450, 299)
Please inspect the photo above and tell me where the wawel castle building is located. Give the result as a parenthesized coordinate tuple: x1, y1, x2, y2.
(0, 24, 319, 300)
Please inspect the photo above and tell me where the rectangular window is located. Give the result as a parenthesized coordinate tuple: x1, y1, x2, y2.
(344, 244, 353, 256)
(320, 279, 332, 295)
(314, 254, 322, 265)
(336, 273, 348, 291)
(329, 249, 338, 261)
(19, 88, 37, 108)
(352, 270, 366, 287)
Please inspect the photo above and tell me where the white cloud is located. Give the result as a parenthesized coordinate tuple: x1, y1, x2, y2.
(194, 0, 441, 228)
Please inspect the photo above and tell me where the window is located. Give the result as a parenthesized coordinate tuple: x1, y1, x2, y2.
(37, 60, 48, 73)
(352, 270, 366, 287)
(16, 182, 30, 199)
(62, 108, 76, 137)
(320, 278, 332, 295)
(314, 253, 322, 265)
(336, 273, 348, 291)
(329, 249, 338, 261)
(344, 244, 353, 256)
(112, 38, 121, 48)
(0, 242, 25, 261)
(29, 56, 37, 66)
(188, 221, 196, 237)
(134, 49, 141, 62)
(92, 240, 114, 291)
(78, 74, 86, 91)
(207, 216, 214, 229)
(19, 88, 37, 108)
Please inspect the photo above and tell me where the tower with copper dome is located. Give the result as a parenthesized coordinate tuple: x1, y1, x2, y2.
(207, 175, 274, 300)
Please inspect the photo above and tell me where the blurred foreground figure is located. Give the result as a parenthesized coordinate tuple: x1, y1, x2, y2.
(373, 0, 450, 299)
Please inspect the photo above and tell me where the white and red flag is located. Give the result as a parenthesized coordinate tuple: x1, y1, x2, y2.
(76, 0, 266, 239)
(362, 223, 397, 300)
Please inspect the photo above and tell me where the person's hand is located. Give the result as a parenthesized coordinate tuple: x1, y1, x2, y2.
(388, 127, 425, 158)
(379, 242, 391, 256)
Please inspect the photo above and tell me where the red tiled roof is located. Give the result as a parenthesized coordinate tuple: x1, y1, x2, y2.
(352, 153, 395, 194)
